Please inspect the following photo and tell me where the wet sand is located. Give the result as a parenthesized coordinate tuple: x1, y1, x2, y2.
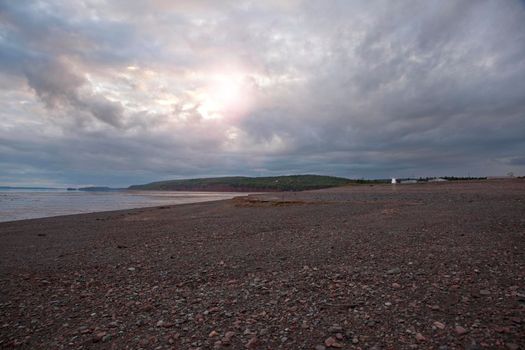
(0, 180, 524, 349)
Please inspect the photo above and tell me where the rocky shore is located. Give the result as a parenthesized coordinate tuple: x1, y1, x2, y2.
(0, 180, 524, 349)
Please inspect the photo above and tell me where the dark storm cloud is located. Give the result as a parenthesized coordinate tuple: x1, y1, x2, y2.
(1, 0, 525, 186)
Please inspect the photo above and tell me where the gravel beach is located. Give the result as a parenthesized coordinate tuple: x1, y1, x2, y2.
(0, 180, 524, 349)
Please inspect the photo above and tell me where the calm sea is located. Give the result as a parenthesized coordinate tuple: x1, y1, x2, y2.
(0, 189, 244, 222)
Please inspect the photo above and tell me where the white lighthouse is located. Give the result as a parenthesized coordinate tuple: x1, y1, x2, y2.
(391, 178, 397, 184)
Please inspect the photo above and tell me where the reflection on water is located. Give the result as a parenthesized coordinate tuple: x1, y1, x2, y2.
(0, 190, 244, 222)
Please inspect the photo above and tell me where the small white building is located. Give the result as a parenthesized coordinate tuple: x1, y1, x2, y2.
(391, 178, 397, 184)
(429, 178, 447, 182)
(401, 179, 417, 184)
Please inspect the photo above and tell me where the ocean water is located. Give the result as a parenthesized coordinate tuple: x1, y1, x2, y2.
(0, 189, 244, 222)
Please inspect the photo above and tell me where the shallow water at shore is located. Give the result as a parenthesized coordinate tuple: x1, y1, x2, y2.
(0, 190, 244, 222)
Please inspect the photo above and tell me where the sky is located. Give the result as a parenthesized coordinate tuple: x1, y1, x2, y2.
(1, 0, 525, 187)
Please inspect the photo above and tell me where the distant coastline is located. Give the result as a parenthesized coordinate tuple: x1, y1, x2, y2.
(2, 175, 500, 194)
(126, 175, 492, 192)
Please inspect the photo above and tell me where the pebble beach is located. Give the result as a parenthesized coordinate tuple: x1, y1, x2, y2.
(0, 180, 524, 349)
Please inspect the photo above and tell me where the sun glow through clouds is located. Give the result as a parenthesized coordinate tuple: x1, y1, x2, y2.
(195, 71, 252, 120)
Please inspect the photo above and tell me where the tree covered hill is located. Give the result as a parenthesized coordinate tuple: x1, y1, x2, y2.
(128, 175, 356, 192)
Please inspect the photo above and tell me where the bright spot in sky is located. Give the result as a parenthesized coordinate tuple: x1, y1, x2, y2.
(197, 72, 251, 120)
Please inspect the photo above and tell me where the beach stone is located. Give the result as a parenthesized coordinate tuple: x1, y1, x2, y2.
(222, 331, 235, 344)
(415, 333, 426, 341)
(245, 336, 258, 348)
(495, 326, 512, 333)
(92, 332, 107, 343)
(386, 267, 401, 274)
(433, 321, 446, 329)
(314, 345, 326, 350)
(324, 337, 336, 347)
(455, 326, 467, 335)
(328, 325, 343, 333)
(466, 342, 482, 350)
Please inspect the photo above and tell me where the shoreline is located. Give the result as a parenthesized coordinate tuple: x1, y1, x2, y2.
(0, 197, 234, 225)
(1, 181, 524, 349)
(0, 190, 254, 224)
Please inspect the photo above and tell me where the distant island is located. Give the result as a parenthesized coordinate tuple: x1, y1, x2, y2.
(78, 186, 122, 192)
(128, 175, 366, 192)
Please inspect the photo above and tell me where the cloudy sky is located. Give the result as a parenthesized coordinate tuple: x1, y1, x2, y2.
(1, 0, 525, 187)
